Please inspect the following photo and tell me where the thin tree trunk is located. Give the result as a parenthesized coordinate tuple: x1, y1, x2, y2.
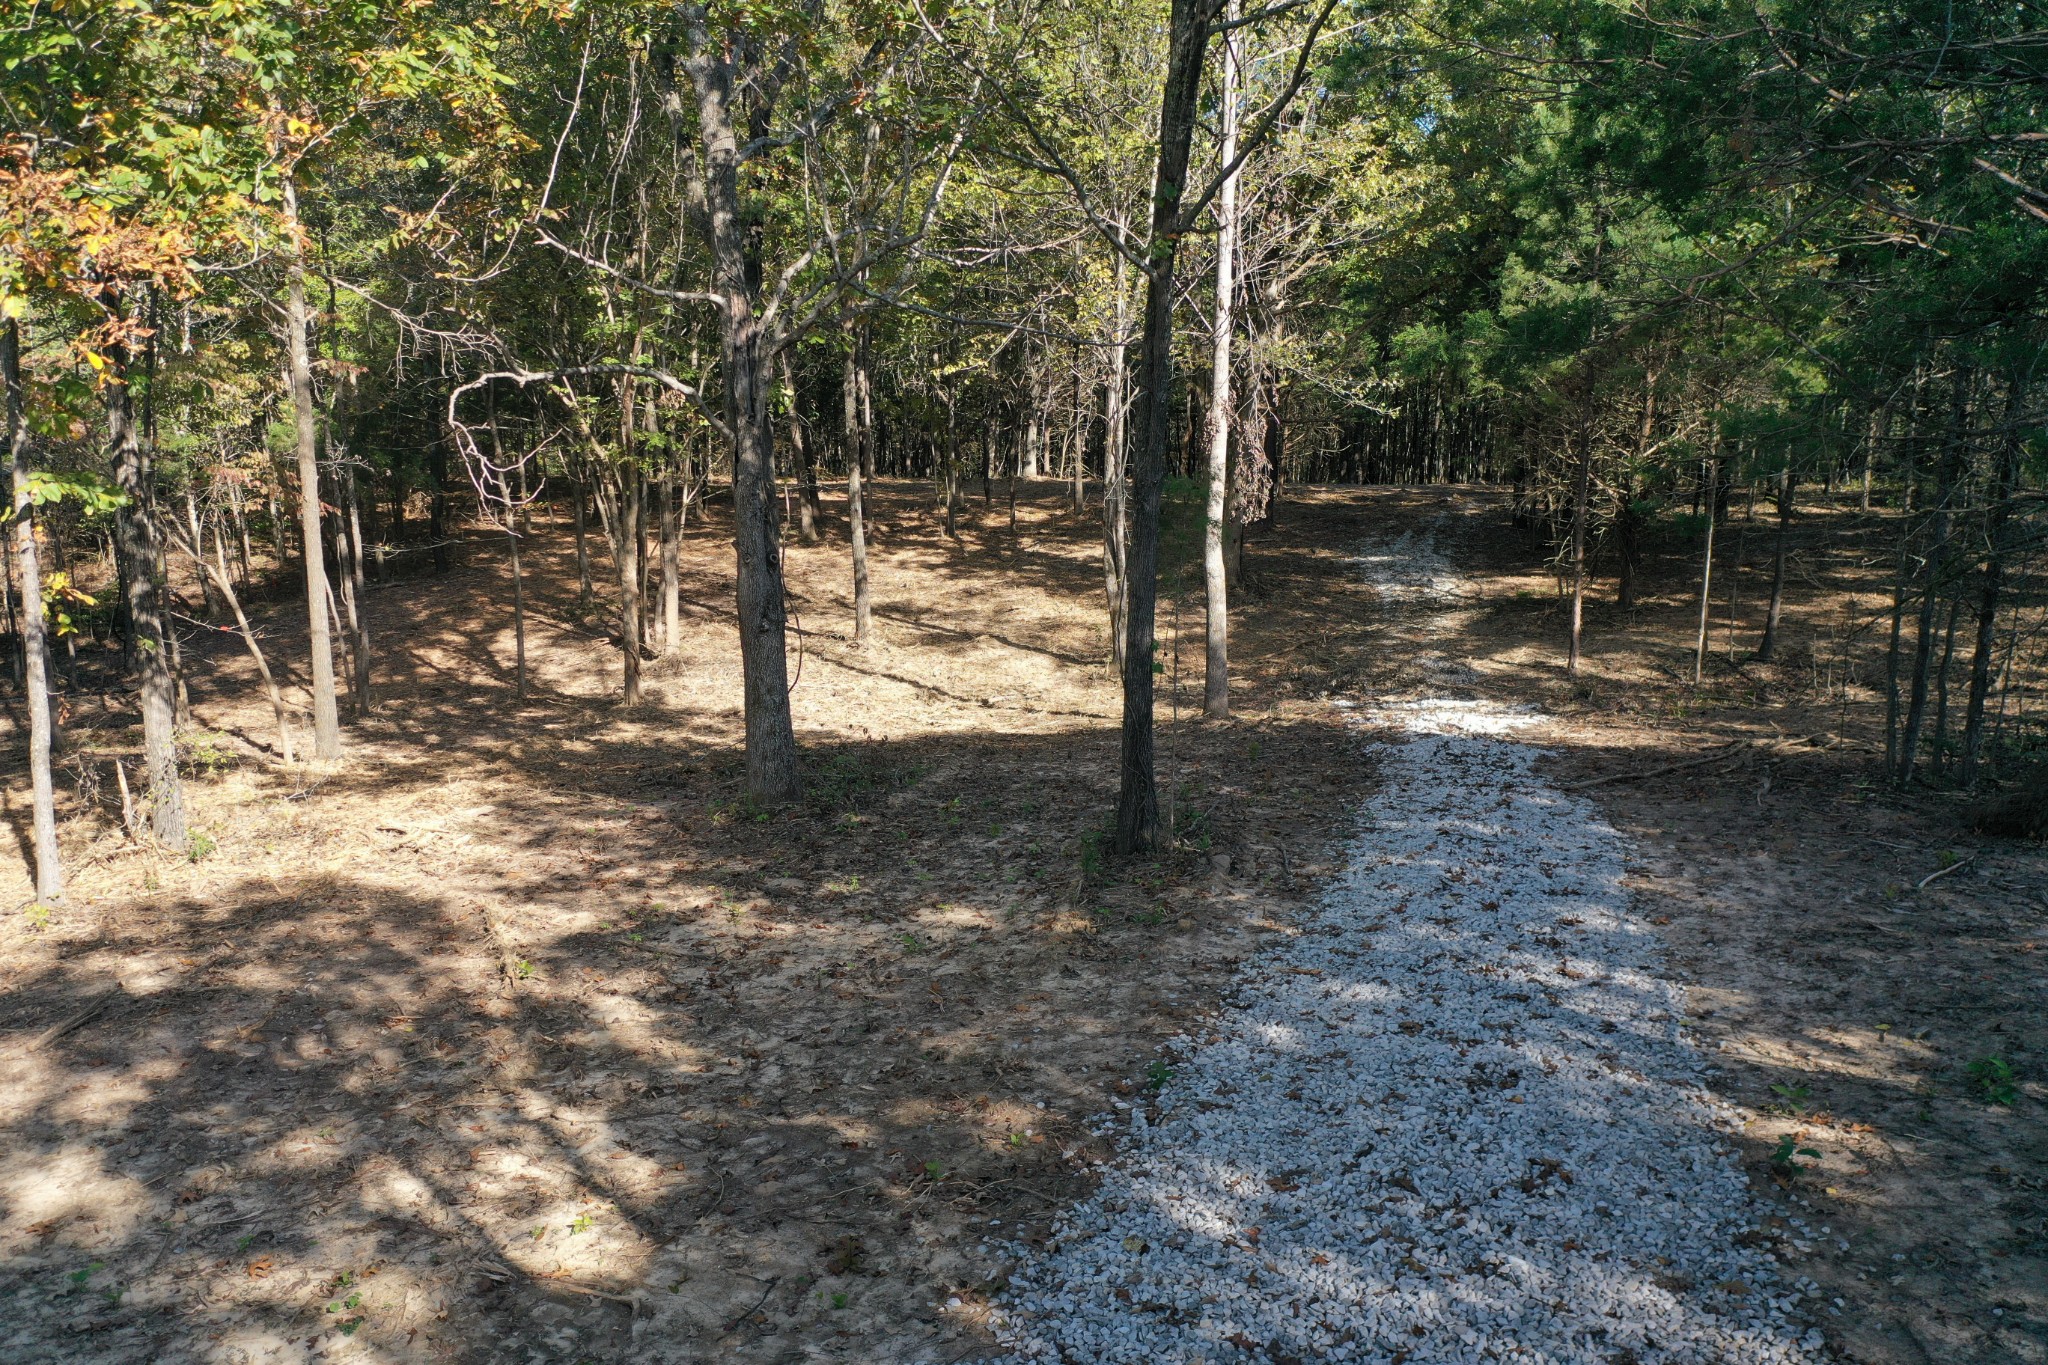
(786, 355, 820, 545)
(1115, 0, 1223, 854)
(343, 463, 372, 709)
(5, 320, 63, 900)
(1930, 591, 1962, 778)
(1567, 431, 1590, 678)
(1202, 5, 1240, 720)
(1692, 453, 1718, 686)
(487, 387, 527, 699)
(1961, 409, 2021, 786)
(1758, 470, 1794, 662)
(106, 327, 187, 845)
(1103, 240, 1131, 672)
(230, 479, 253, 593)
(1898, 374, 1969, 785)
(574, 473, 593, 606)
(203, 524, 293, 763)
(844, 334, 871, 644)
(283, 174, 341, 760)
(1068, 342, 1087, 511)
(615, 468, 644, 708)
(660, 473, 681, 658)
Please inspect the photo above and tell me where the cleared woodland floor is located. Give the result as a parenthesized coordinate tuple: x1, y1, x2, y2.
(0, 483, 2041, 1364)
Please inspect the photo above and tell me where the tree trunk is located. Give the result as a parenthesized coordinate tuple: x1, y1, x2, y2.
(844, 334, 872, 645)
(5, 320, 63, 900)
(673, 20, 802, 802)
(1103, 241, 1131, 672)
(1897, 373, 1969, 785)
(487, 387, 527, 699)
(660, 472, 681, 658)
(106, 329, 187, 846)
(574, 474, 593, 606)
(1069, 342, 1087, 511)
(1115, 0, 1223, 854)
(1929, 591, 1962, 778)
(1566, 431, 1590, 677)
(343, 462, 372, 708)
(1961, 405, 2022, 786)
(615, 467, 644, 707)
(284, 175, 342, 760)
(1202, 5, 1240, 721)
(204, 521, 293, 763)
(1757, 471, 1794, 662)
(785, 355, 820, 545)
(1691, 453, 1718, 686)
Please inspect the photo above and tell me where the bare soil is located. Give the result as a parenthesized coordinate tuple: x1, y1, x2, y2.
(0, 482, 2040, 1364)
(0, 481, 1379, 1364)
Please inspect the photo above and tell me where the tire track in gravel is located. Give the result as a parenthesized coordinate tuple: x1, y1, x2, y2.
(984, 514, 1830, 1365)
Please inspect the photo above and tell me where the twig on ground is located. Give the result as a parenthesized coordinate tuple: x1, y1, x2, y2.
(1562, 741, 1746, 791)
(722, 1274, 782, 1332)
(20, 991, 117, 1053)
(1916, 854, 1976, 891)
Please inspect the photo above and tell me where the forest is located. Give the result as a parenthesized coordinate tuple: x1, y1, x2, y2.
(1, 1, 2043, 1363)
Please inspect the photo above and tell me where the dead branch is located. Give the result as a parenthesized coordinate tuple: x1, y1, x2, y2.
(1561, 740, 1747, 791)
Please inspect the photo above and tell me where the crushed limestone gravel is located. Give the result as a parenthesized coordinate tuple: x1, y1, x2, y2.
(984, 536, 1826, 1365)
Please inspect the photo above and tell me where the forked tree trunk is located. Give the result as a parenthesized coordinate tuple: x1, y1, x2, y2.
(106, 330, 187, 846)
(4, 320, 63, 899)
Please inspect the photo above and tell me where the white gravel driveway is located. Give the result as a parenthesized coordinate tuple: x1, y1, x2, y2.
(985, 528, 1828, 1365)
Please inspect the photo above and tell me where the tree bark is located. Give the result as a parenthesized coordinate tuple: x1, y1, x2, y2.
(785, 354, 820, 544)
(1115, 0, 1224, 854)
(5, 320, 63, 899)
(844, 332, 872, 644)
(574, 472, 593, 606)
(1897, 372, 1969, 785)
(1757, 470, 1794, 662)
(1961, 403, 2021, 786)
(283, 174, 342, 760)
(671, 13, 802, 802)
(1691, 452, 1718, 686)
(660, 471, 681, 658)
(106, 328, 187, 845)
(1103, 240, 1131, 672)
(1566, 429, 1590, 678)
(487, 386, 527, 699)
(1202, 5, 1240, 721)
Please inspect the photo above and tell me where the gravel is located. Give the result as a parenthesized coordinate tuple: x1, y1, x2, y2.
(984, 533, 1826, 1365)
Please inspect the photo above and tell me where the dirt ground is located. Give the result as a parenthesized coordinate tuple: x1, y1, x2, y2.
(0, 480, 1382, 1364)
(0, 480, 2041, 1364)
